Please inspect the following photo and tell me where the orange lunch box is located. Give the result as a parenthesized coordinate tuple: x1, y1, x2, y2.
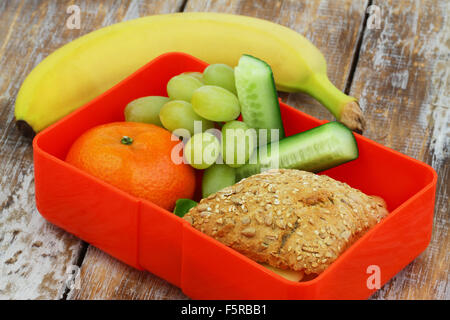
(33, 52, 437, 299)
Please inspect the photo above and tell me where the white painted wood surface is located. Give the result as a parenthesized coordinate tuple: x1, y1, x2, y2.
(0, 0, 448, 300)
(349, 0, 449, 300)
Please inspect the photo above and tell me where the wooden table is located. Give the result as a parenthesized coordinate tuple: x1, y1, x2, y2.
(0, 0, 448, 300)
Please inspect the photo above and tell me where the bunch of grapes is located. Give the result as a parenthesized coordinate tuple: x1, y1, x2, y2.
(124, 64, 256, 197)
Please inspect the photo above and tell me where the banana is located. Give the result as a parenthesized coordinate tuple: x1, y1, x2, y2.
(15, 12, 365, 137)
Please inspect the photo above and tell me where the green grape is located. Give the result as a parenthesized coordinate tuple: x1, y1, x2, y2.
(184, 132, 220, 170)
(191, 85, 240, 122)
(159, 100, 214, 135)
(202, 164, 236, 198)
(182, 72, 204, 82)
(167, 74, 203, 101)
(124, 96, 169, 126)
(202, 64, 237, 94)
(221, 120, 256, 168)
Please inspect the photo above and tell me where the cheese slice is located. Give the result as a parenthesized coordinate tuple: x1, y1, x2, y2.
(262, 263, 304, 282)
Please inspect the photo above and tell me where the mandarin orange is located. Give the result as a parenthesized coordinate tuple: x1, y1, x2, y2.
(66, 122, 195, 210)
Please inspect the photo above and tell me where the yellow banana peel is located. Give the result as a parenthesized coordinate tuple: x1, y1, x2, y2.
(15, 12, 365, 136)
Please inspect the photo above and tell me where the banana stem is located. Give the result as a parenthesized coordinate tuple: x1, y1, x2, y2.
(303, 73, 366, 133)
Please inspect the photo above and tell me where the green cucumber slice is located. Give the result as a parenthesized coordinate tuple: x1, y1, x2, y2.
(235, 54, 285, 144)
(236, 121, 358, 180)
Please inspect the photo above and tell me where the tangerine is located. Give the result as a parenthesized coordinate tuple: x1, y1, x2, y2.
(66, 122, 195, 210)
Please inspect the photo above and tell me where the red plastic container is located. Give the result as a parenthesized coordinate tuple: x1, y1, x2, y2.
(33, 52, 437, 299)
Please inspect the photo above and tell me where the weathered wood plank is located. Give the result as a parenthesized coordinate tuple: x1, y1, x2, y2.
(0, 0, 184, 300)
(0, 0, 86, 300)
(347, 0, 449, 300)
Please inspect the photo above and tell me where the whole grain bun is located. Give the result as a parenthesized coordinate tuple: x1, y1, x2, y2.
(184, 169, 388, 275)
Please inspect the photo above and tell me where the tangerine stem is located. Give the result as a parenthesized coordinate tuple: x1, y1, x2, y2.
(121, 136, 133, 145)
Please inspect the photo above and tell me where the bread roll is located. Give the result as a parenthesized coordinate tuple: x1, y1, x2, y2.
(184, 169, 388, 275)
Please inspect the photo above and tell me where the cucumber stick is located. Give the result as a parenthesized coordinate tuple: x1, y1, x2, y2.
(235, 55, 285, 144)
(235, 122, 358, 180)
